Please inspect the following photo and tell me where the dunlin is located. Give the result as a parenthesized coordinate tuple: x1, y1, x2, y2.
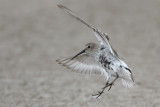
(56, 4, 134, 98)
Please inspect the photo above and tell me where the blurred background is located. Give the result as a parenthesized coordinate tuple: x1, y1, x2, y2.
(0, 0, 160, 107)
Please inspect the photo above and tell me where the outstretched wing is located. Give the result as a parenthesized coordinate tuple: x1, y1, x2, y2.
(58, 4, 114, 55)
(56, 53, 108, 76)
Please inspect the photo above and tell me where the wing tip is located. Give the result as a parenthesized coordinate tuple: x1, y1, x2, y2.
(57, 4, 64, 9)
(56, 59, 63, 64)
(56, 59, 59, 62)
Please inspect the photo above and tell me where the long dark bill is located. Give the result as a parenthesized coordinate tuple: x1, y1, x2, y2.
(71, 49, 85, 60)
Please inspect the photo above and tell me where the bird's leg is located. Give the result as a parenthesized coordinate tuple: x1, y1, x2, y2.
(101, 81, 109, 90)
(92, 80, 110, 99)
(92, 73, 119, 98)
(108, 73, 119, 91)
(92, 85, 107, 99)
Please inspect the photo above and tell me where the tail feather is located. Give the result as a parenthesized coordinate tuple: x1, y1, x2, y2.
(122, 79, 134, 88)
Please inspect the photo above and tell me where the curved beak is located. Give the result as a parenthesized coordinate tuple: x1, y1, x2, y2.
(71, 49, 85, 59)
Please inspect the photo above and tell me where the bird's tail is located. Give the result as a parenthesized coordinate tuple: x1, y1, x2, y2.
(120, 67, 134, 88)
(122, 78, 134, 88)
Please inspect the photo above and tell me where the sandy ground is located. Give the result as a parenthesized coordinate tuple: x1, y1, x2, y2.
(0, 0, 160, 107)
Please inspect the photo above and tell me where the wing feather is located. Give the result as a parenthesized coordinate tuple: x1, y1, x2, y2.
(56, 53, 106, 76)
(57, 4, 114, 55)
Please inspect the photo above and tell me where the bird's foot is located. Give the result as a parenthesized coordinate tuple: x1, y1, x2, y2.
(101, 82, 109, 90)
(92, 83, 109, 99)
(92, 91, 104, 99)
(108, 83, 114, 91)
(92, 82, 114, 98)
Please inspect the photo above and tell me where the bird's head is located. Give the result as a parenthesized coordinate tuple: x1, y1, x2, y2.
(71, 43, 99, 59)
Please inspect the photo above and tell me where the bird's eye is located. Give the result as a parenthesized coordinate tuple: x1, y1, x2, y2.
(88, 46, 91, 48)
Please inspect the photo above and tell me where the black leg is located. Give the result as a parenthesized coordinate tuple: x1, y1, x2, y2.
(92, 73, 119, 98)
(92, 83, 108, 99)
(92, 79, 110, 99)
(108, 73, 119, 91)
(101, 81, 109, 90)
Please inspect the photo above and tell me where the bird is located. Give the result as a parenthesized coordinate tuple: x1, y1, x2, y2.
(56, 4, 134, 98)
